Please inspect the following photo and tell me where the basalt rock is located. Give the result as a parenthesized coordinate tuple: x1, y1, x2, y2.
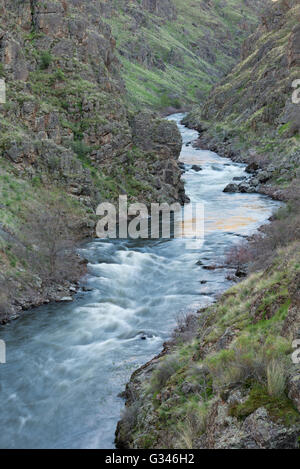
(223, 183, 239, 193)
(0, 0, 187, 321)
(184, 0, 300, 189)
(0, 0, 187, 208)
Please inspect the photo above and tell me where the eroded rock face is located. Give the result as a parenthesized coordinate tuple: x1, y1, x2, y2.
(130, 111, 182, 158)
(203, 401, 300, 449)
(198, 0, 300, 135)
(288, 24, 300, 68)
(0, 0, 185, 208)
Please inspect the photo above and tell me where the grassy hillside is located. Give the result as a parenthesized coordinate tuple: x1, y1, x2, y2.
(116, 0, 300, 449)
(116, 242, 300, 448)
(185, 0, 300, 170)
(103, 0, 263, 109)
(0, 0, 184, 321)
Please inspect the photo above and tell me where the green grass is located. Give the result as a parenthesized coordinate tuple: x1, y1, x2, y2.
(229, 383, 300, 426)
(120, 243, 300, 447)
(106, 0, 261, 109)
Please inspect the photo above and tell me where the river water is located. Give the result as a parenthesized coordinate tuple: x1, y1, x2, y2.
(0, 114, 281, 448)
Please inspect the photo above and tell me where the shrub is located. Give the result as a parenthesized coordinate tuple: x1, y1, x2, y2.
(120, 403, 139, 434)
(187, 364, 213, 400)
(226, 242, 252, 269)
(39, 51, 53, 70)
(23, 198, 79, 284)
(206, 338, 266, 390)
(229, 384, 299, 426)
(172, 312, 199, 344)
(150, 356, 181, 393)
(267, 360, 286, 398)
(177, 402, 208, 449)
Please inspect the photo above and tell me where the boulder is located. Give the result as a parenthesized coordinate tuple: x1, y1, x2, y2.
(223, 183, 239, 193)
(59, 296, 73, 302)
(238, 182, 256, 193)
(257, 170, 271, 183)
(245, 162, 259, 174)
(191, 165, 202, 172)
(242, 407, 300, 449)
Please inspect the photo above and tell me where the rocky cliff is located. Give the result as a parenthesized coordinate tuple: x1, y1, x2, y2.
(0, 0, 186, 207)
(115, 0, 300, 450)
(0, 0, 185, 322)
(100, 0, 264, 109)
(116, 243, 300, 449)
(184, 0, 300, 189)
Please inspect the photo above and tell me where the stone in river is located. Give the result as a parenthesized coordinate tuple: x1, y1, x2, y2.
(223, 183, 239, 193)
(196, 260, 204, 265)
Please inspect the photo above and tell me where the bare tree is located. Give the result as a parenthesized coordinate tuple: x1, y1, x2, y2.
(226, 242, 251, 270)
(24, 202, 78, 284)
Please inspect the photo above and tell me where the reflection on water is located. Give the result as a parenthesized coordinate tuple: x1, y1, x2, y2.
(0, 114, 281, 449)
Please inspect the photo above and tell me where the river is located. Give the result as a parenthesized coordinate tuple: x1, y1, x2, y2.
(0, 114, 281, 448)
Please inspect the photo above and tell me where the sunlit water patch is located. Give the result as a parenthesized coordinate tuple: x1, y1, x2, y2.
(0, 113, 281, 449)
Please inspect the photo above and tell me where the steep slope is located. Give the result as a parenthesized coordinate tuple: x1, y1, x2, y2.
(100, 0, 264, 109)
(0, 0, 266, 322)
(116, 243, 300, 449)
(116, 0, 300, 450)
(184, 0, 300, 185)
(0, 0, 185, 321)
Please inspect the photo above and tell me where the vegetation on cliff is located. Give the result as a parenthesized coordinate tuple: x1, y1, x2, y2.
(116, 243, 300, 448)
(184, 0, 300, 177)
(116, 0, 300, 449)
(0, 0, 186, 320)
(103, 0, 263, 109)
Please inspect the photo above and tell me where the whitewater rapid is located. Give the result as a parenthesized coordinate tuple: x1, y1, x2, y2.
(0, 114, 281, 448)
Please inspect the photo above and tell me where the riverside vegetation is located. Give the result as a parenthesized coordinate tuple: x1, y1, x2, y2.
(0, 0, 263, 320)
(115, 0, 300, 449)
(0, 0, 299, 450)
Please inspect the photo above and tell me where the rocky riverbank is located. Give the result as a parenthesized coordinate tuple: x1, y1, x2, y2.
(114, 110, 300, 449)
(181, 121, 297, 203)
(115, 0, 300, 448)
(181, 0, 300, 203)
(115, 241, 300, 449)
(0, 0, 187, 324)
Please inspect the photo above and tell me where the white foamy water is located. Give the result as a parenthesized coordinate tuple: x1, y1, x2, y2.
(0, 114, 281, 448)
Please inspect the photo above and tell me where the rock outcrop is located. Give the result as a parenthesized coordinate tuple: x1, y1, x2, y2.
(101, 0, 264, 109)
(0, 0, 185, 321)
(184, 0, 300, 182)
(0, 0, 185, 207)
(116, 245, 300, 449)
